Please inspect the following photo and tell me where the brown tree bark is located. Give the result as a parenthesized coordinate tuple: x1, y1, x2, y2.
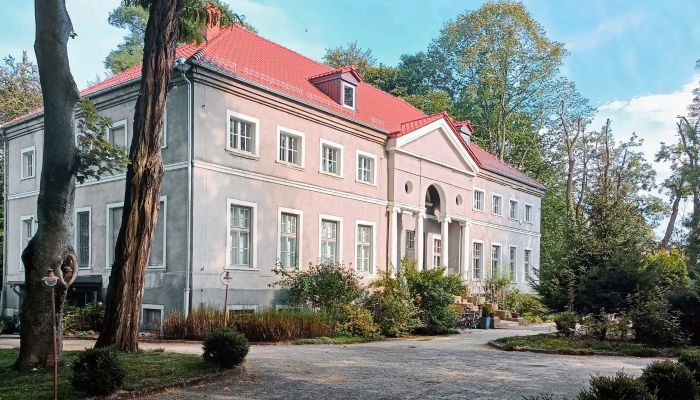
(660, 188, 682, 250)
(16, 0, 80, 369)
(96, 0, 184, 352)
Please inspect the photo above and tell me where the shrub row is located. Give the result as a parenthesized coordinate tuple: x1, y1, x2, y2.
(63, 302, 105, 333)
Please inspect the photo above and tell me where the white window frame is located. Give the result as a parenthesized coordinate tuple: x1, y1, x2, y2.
(341, 82, 356, 110)
(276, 125, 305, 168)
(74, 207, 92, 270)
(277, 207, 303, 270)
(432, 235, 442, 268)
(355, 220, 376, 274)
(161, 105, 168, 149)
(226, 198, 258, 270)
(105, 201, 124, 269)
(472, 239, 484, 280)
(19, 215, 36, 271)
(473, 188, 485, 212)
(318, 214, 343, 263)
(227, 304, 259, 314)
(319, 138, 344, 178)
(524, 247, 533, 282)
(20, 146, 36, 180)
(509, 245, 518, 283)
(406, 230, 416, 250)
(107, 119, 128, 148)
(355, 150, 377, 186)
(226, 110, 259, 158)
(509, 199, 519, 220)
(491, 243, 502, 278)
(492, 193, 503, 216)
(524, 203, 534, 224)
(148, 196, 168, 270)
(141, 304, 164, 333)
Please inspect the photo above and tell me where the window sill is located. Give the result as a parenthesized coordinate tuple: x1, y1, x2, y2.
(226, 148, 259, 160)
(19, 176, 35, 181)
(77, 267, 91, 271)
(355, 179, 377, 187)
(275, 160, 304, 170)
(225, 266, 260, 271)
(319, 170, 343, 179)
(147, 266, 166, 271)
(472, 208, 485, 213)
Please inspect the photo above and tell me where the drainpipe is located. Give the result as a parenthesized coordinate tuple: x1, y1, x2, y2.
(175, 58, 193, 317)
(1, 133, 7, 315)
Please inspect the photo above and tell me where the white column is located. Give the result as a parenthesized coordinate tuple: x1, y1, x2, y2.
(461, 221, 470, 282)
(416, 211, 425, 271)
(440, 216, 450, 272)
(389, 206, 399, 275)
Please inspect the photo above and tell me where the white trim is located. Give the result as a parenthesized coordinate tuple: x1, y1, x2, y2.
(431, 234, 442, 268)
(192, 161, 388, 207)
(20, 146, 36, 180)
(354, 220, 376, 274)
(277, 206, 303, 270)
(473, 188, 485, 212)
(355, 149, 378, 186)
(470, 219, 541, 237)
(105, 201, 124, 269)
(393, 118, 480, 174)
(148, 196, 168, 270)
(471, 239, 485, 281)
(318, 138, 344, 178)
(141, 303, 165, 333)
(490, 242, 503, 279)
(227, 304, 259, 313)
(318, 214, 343, 263)
(226, 198, 258, 269)
(509, 198, 520, 221)
(276, 125, 306, 168)
(161, 105, 168, 149)
(107, 119, 128, 147)
(341, 82, 356, 110)
(19, 214, 36, 271)
(226, 110, 260, 157)
(524, 202, 534, 224)
(523, 247, 533, 283)
(74, 207, 92, 270)
(509, 245, 518, 283)
(491, 193, 503, 216)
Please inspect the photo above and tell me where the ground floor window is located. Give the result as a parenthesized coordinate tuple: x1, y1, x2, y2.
(432, 238, 442, 267)
(509, 246, 517, 282)
(356, 224, 372, 272)
(491, 244, 501, 277)
(473, 242, 482, 279)
(524, 249, 532, 281)
(406, 230, 415, 250)
(320, 219, 339, 262)
(279, 212, 299, 269)
(141, 305, 163, 333)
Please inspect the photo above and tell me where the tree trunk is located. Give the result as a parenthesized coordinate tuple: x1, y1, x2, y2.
(688, 190, 700, 270)
(16, 0, 80, 369)
(660, 189, 682, 250)
(96, 0, 184, 352)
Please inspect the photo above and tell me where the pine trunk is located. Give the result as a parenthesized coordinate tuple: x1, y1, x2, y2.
(96, 0, 184, 352)
(16, 0, 80, 369)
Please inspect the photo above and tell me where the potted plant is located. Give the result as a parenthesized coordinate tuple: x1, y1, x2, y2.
(480, 305, 492, 329)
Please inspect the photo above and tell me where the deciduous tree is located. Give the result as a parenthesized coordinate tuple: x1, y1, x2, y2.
(323, 41, 376, 76)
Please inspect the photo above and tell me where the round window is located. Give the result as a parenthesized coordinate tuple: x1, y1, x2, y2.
(405, 181, 413, 194)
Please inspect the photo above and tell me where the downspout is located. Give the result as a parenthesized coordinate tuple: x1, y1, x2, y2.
(1, 133, 7, 315)
(175, 58, 193, 317)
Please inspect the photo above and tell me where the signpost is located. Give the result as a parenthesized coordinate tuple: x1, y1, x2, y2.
(220, 271, 233, 325)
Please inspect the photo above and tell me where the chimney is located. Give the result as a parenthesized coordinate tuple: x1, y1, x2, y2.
(203, 4, 222, 41)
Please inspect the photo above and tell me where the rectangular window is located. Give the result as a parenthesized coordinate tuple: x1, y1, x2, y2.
(473, 190, 484, 211)
(509, 246, 517, 282)
(148, 200, 166, 268)
(509, 200, 519, 220)
(473, 242, 483, 279)
(492, 195, 502, 215)
(229, 117, 254, 153)
(279, 213, 299, 269)
(432, 238, 442, 267)
(107, 205, 123, 267)
(76, 210, 91, 269)
(356, 153, 375, 184)
(491, 244, 501, 277)
(20, 216, 35, 270)
(406, 230, 416, 250)
(109, 125, 126, 148)
(525, 204, 533, 223)
(356, 224, 372, 272)
(229, 205, 252, 267)
(279, 131, 302, 166)
(141, 306, 163, 333)
(21, 147, 35, 179)
(320, 219, 338, 262)
(342, 83, 355, 109)
(524, 249, 532, 281)
(321, 141, 342, 176)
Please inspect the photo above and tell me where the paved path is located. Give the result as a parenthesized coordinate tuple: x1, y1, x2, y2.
(0, 327, 657, 399)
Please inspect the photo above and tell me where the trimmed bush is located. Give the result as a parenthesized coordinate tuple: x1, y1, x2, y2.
(405, 266, 464, 334)
(202, 327, 249, 368)
(576, 372, 652, 400)
(553, 311, 577, 336)
(70, 348, 125, 395)
(678, 350, 700, 385)
(640, 360, 697, 400)
(336, 304, 381, 338)
(365, 270, 422, 337)
(272, 261, 364, 310)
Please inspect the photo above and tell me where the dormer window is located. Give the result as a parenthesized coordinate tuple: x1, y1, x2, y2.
(342, 82, 355, 110)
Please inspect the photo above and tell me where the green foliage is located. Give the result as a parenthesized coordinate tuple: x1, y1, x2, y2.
(70, 348, 125, 395)
(403, 90, 454, 115)
(104, 5, 148, 74)
(63, 302, 105, 333)
(336, 304, 381, 339)
(507, 290, 548, 322)
(272, 261, 364, 311)
(482, 304, 491, 317)
(678, 350, 700, 384)
(629, 290, 686, 347)
(75, 98, 129, 183)
(202, 327, 249, 368)
(553, 311, 577, 336)
(641, 249, 689, 291)
(491, 334, 675, 357)
(322, 41, 377, 76)
(640, 360, 697, 400)
(365, 269, 422, 337)
(0, 52, 42, 123)
(576, 372, 653, 400)
(668, 288, 700, 345)
(405, 266, 464, 334)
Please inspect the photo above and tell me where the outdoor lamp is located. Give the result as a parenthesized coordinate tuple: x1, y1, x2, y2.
(42, 268, 59, 400)
(41, 269, 59, 288)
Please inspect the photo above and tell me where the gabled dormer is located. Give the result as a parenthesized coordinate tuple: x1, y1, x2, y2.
(309, 66, 363, 111)
(454, 120, 475, 144)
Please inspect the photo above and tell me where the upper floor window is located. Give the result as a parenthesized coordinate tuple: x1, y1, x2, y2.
(509, 199, 519, 220)
(342, 82, 355, 110)
(492, 194, 502, 216)
(356, 224, 373, 273)
(279, 212, 299, 269)
(21, 146, 35, 179)
(75, 208, 91, 269)
(525, 204, 533, 223)
(473, 189, 485, 212)
(227, 111, 258, 156)
(356, 151, 376, 185)
(320, 140, 343, 177)
(108, 120, 127, 148)
(473, 242, 483, 279)
(277, 127, 304, 167)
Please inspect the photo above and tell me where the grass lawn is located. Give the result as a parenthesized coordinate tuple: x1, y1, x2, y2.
(0, 348, 223, 400)
(490, 333, 699, 357)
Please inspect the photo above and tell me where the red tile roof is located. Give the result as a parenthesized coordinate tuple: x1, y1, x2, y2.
(3, 24, 543, 191)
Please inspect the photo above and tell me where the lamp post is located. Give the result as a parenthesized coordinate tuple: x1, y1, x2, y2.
(41, 268, 59, 400)
(220, 271, 233, 326)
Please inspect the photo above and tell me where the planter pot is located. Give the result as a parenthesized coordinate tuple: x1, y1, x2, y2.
(480, 316, 492, 329)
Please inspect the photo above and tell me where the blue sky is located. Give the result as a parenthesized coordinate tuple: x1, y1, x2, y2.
(1, 0, 699, 180)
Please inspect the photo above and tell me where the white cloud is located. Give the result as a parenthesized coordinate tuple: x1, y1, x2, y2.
(566, 9, 646, 52)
